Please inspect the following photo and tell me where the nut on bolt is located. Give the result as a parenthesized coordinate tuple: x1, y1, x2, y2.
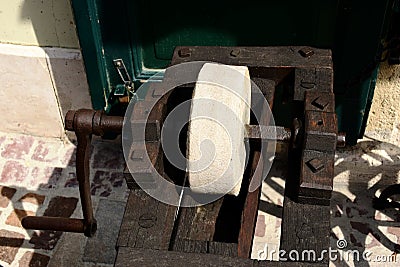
(298, 47, 315, 58)
(336, 132, 346, 148)
(230, 49, 241, 57)
(307, 158, 325, 173)
(178, 48, 191, 58)
(311, 97, 329, 110)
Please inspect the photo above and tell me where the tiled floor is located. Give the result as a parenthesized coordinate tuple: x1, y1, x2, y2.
(0, 131, 400, 266)
(0, 132, 128, 267)
(252, 137, 400, 266)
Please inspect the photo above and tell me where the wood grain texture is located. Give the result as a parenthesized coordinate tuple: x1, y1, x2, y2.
(304, 91, 335, 113)
(299, 150, 334, 200)
(171, 46, 332, 69)
(238, 78, 275, 258)
(304, 111, 337, 153)
(115, 248, 327, 267)
(172, 200, 224, 243)
(280, 195, 330, 265)
(117, 189, 177, 250)
(294, 68, 333, 100)
(237, 150, 263, 258)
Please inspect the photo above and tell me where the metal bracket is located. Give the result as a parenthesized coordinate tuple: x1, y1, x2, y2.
(113, 59, 134, 94)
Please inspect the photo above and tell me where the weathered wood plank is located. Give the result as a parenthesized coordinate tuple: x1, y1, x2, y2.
(294, 68, 333, 100)
(172, 239, 238, 257)
(171, 47, 332, 89)
(304, 111, 337, 153)
(237, 150, 262, 258)
(171, 46, 332, 69)
(173, 239, 208, 254)
(299, 149, 334, 202)
(173, 200, 224, 242)
(281, 120, 331, 265)
(238, 78, 275, 258)
(209, 241, 238, 257)
(115, 247, 252, 267)
(117, 189, 177, 250)
(304, 91, 335, 113)
(299, 82, 336, 204)
(279, 195, 330, 265)
(115, 248, 327, 267)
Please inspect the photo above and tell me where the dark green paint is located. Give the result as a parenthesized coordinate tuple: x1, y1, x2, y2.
(70, 0, 396, 144)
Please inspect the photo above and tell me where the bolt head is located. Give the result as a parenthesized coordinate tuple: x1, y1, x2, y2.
(178, 48, 191, 58)
(138, 213, 157, 228)
(298, 47, 315, 58)
(337, 132, 346, 148)
(131, 150, 145, 161)
(311, 97, 329, 110)
(306, 158, 325, 173)
(230, 49, 241, 57)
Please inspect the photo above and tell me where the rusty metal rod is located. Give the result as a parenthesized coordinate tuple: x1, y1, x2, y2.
(245, 125, 291, 141)
(76, 132, 96, 236)
(22, 109, 124, 237)
(245, 124, 346, 148)
(22, 216, 86, 233)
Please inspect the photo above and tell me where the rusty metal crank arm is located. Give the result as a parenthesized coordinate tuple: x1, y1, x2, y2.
(22, 109, 124, 237)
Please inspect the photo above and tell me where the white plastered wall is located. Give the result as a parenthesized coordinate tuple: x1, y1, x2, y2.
(0, 1, 91, 138)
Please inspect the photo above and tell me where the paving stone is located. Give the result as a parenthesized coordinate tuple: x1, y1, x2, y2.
(64, 172, 78, 188)
(29, 196, 78, 250)
(0, 161, 29, 183)
(0, 136, 5, 147)
(255, 214, 266, 237)
(30, 167, 42, 186)
(91, 142, 125, 170)
(19, 193, 46, 205)
(47, 232, 86, 267)
(83, 199, 126, 264)
(61, 147, 76, 167)
(45, 167, 64, 189)
(0, 229, 25, 264)
(6, 209, 35, 227)
(31, 141, 59, 163)
(111, 173, 124, 188)
(91, 171, 124, 197)
(18, 251, 50, 267)
(37, 167, 63, 190)
(39, 196, 78, 220)
(1, 135, 34, 159)
(0, 186, 17, 208)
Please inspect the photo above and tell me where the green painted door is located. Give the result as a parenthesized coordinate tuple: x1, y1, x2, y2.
(70, 0, 397, 145)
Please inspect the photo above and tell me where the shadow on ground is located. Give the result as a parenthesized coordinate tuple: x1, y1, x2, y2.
(0, 135, 128, 266)
(258, 138, 400, 266)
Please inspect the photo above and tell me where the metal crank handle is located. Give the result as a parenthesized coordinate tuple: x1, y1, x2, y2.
(22, 109, 124, 237)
